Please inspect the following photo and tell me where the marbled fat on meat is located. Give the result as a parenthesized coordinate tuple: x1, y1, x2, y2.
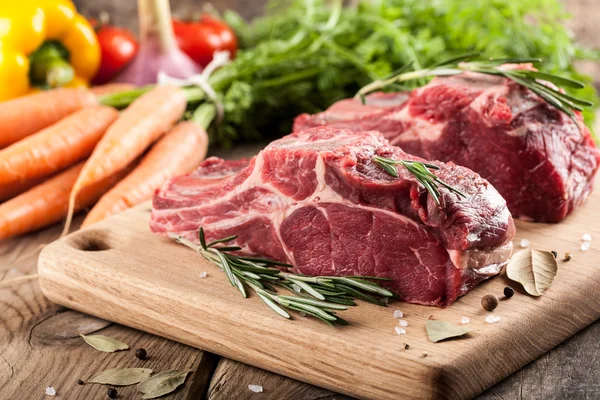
(294, 71, 600, 222)
(151, 128, 515, 306)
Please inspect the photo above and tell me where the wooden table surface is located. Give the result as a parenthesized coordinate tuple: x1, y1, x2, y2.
(1, 1, 599, 399)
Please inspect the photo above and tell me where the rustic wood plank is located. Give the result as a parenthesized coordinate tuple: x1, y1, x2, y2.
(0, 220, 219, 399)
(208, 359, 353, 400)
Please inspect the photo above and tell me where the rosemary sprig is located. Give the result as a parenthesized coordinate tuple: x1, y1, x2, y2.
(355, 53, 593, 127)
(373, 156, 466, 204)
(174, 228, 396, 326)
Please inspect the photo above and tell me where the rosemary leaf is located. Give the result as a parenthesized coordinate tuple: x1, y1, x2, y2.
(286, 277, 326, 300)
(206, 235, 239, 248)
(286, 304, 336, 326)
(213, 246, 243, 252)
(332, 277, 395, 297)
(198, 228, 208, 250)
(333, 284, 388, 306)
(277, 295, 349, 310)
(258, 292, 291, 319)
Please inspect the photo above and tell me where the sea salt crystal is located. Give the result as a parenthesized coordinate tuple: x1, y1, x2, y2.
(45, 387, 56, 396)
(398, 319, 408, 327)
(394, 326, 407, 335)
(393, 310, 404, 319)
(248, 384, 263, 393)
(520, 239, 530, 248)
(199, 272, 208, 278)
(581, 241, 591, 252)
(582, 233, 592, 242)
(461, 316, 470, 325)
(485, 315, 501, 324)
(299, 312, 307, 317)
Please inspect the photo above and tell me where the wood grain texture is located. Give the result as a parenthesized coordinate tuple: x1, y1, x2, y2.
(208, 359, 352, 400)
(38, 181, 600, 400)
(0, 220, 218, 399)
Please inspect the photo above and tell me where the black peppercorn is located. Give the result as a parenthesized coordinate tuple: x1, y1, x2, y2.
(503, 286, 515, 299)
(107, 387, 118, 399)
(481, 294, 499, 311)
(135, 348, 147, 360)
(564, 252, 572, 262)
(77, 379, 84, 385)
(404, 343, 409, 350)
(551, 251, 558, 259)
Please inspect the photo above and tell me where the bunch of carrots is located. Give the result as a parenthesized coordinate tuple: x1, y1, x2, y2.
(0, 83, 212, 241)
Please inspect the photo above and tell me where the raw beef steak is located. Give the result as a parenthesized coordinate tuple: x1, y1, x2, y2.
(151, 127, 515, 306)
(294, 71, 600, 222)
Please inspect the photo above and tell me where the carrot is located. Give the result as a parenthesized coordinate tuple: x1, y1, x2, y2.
(0, 106, 119, 191)
(63, 85, 187, 235)
(0, 177, 44, 203)
(90, 83, 136, 96)
(0, 162, 129, 240)
(0, 88, 98, 149)
(82, 121, 209, 227)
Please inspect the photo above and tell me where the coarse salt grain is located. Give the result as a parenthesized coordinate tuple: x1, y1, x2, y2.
(393, 310, 404, 319)
(581, 241, 591, 251)
(399, 319, 408, 327)
(248, 384, 263, 393)
(582, 233, 592, 242)
(461, 316, 470, 325)
(520, 239, 530, 248)
(299, 312, 307, 317)
(485, 315, 501, 324)
(45, 387, 56, 396)
(199, 272, 208, 278)
(394, 326, 406, 335)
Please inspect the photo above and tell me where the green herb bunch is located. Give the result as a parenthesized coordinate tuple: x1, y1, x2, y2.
(174, 228, 396, 326)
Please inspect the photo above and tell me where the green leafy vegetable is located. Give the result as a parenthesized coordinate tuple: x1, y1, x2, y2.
(103, 0, 599, 146)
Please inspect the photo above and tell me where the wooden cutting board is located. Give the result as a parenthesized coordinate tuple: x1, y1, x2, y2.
(38, 189, 600, 400)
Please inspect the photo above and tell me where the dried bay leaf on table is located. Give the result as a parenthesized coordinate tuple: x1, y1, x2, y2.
(507, 248, 558, 296)
(426, 320, 472, 343)
(88, 368, 153, 386)
(137, 370, 190, 399)
(80, 333, 129, 352)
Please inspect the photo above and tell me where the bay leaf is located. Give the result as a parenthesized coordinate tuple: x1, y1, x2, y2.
(80, 333, 129, 352)
(88, 368, 153, 386)
(426, 320, 472, 343)
(137, 370, 190, 399)
(506, 248, 558, 296)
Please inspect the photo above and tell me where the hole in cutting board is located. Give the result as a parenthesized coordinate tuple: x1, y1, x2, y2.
(67, 229, 121, 252)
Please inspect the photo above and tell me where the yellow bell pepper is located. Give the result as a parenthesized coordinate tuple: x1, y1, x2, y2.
(0, 0, 100, 101)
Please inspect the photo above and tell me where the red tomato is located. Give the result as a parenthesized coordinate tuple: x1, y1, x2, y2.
(173, 15, 238, 68)
(92, 25, 139, 85)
